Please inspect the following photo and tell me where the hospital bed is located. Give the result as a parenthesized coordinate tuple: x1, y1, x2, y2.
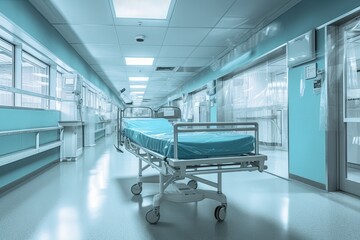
(119, 106, 267, 224)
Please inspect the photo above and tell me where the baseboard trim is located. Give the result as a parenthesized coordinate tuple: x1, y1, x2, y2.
(0, 160, 58, 196)
(289, 173, 326, 190)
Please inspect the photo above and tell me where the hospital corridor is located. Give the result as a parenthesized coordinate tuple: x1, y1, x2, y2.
(0, 135, 359, 240)
(1, 0, 360, 239)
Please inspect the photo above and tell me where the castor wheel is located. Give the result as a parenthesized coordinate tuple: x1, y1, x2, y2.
(146, 208, 160, 224)
(131, 183, 142, 195)
(214, 205, 226, 222)
(187, 180, 198, 189)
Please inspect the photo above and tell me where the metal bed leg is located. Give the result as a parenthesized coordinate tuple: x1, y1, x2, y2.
(145, 173, 164, 224)
(214, 170, 227, 222)
(217, 172, 222, 194)
(130, 158, 143, 195)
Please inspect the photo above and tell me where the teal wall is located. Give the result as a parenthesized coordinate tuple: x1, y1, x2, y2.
(0, 108, 60, 155)
(0, 108, 61, 191)
(0, 0, 120, 105)
(288, 29, 326, 184)
(171, 0, 360, 186)
(0, 108, 59, 131)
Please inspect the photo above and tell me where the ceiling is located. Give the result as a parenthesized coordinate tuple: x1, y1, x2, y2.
(29, 0, 301, 106)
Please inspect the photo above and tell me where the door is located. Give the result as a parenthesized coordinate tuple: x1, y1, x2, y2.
(199, 102, 210, 122)
(339, 18, 360, 196)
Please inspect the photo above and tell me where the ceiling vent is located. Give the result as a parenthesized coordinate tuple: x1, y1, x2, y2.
(155, 66, 177, 72)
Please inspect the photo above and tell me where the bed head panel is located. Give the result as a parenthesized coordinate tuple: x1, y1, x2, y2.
(122, 107, 154, 118)
(155, 106, 181, 120)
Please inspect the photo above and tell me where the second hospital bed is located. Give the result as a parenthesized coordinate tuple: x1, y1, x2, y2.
(119, 107, 267, 224)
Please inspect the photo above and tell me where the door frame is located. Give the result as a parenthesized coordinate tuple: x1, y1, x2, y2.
(326, 17, 360, 196)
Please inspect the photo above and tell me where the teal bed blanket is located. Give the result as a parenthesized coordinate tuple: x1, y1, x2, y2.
(122, 118, 255, 159)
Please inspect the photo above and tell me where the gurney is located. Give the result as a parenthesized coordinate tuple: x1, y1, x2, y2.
(119, 107, 267, 224)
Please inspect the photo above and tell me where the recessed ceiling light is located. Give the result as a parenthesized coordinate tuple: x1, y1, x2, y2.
(113, 0, 172, 19)
(131, 91, 145, 94)
(125, 57, 154, 66)
(129, 77, 149, 81)
(130, 85, 147, 89)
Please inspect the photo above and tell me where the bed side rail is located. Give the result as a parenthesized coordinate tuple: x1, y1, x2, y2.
(116, 107, 154, 150)
(173, 122, 259, 159)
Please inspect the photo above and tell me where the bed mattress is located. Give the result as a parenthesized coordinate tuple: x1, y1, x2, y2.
(122, 118, 255, 159)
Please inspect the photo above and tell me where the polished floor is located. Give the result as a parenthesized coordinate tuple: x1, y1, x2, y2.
(260, 149, 288, 179)
(1, 136, 360, 240)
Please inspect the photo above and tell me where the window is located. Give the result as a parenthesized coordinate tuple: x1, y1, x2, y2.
(0, 38, 14, 106)
(88, 89, 97, 109)
(81, 85, 86, 107)
(56, 71, 62, 110)
(21, 52, 50, 109)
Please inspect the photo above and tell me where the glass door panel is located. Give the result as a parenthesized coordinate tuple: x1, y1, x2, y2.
(340, 19, 360, 195)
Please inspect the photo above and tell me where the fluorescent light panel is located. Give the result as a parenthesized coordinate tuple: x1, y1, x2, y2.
(113, 0, 172, 19)
(131, 91, 145, 94)
(125, 57, 154, 66)
(129, 77, 149, 81)
(130, 85, 147, 89)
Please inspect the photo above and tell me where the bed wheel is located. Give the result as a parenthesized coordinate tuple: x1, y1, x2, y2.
(146, 208, 160, 224)
(187, 180, 198, 189)
(131, 183, 142, 195)
(214, 205, 226, 222)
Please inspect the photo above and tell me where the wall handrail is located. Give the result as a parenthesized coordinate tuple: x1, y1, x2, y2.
(0, 126, 62, 136)
(0, 126, 63, 167)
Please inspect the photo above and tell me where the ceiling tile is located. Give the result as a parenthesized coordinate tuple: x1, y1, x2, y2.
(159, 46, 195, 58)
(105, 71, 128, 81)
(215, 17, 250, 29)
(116, 26, 167, 45)
(89, 56, 125, 65)
(183, 58, 212, 67)
(173, 71, 197, 77)
(190, 46, 227, 58)
(71, 44, 122, 57)
(169, 0, 235, 27)
(200, 28, 249, 47)
(163, 28, 211, 46)
(66, 25, 118, 44)
(120, 45, 161, 58)
(155, 58, 186, 66)
(225, 0, 290, 28)
(100, 65, 127, 72)
(46, 0, 113, 24)
(125, 65, 155, 73)
(113, 80, 129, 87)
(151, 71, 176, 78)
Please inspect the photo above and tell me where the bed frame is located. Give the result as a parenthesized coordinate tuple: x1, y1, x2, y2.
(119, 106, 267, 224)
